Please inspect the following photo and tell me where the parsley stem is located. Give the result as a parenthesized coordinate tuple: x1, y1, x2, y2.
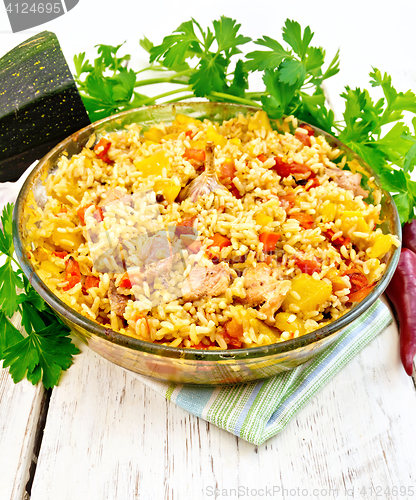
(209, 92, 262, 108)
(164, 94, 198, 104)
(150, 86, 193, 101)
(134, 69, 194, 87)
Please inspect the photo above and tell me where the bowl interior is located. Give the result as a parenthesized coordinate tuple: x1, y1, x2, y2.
(13, 102, 402, 363)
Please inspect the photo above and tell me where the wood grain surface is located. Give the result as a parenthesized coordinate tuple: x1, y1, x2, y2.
(0, 365, 44, 500)
(28, 300, 416, 500)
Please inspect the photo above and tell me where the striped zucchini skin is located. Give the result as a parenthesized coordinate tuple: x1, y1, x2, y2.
(0, 31, 90, 181)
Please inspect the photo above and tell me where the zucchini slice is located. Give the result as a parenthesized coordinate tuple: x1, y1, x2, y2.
(0, 31, 90, 181)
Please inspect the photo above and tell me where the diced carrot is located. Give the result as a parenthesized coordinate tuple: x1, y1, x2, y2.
(183, 148, 205, 163)
(53, 251, 68, 259)
(59, 205, 68, 213)
(225, 318, 243, 338)
(294, 257, 321, 275)
(230, 185, 242, 199)
(182, 238, 201, 254)
(63, 257, 81, 291)
(259, 232, 281, 253)
(84, 276, 100, 290)
(94, 138, 113, 164)
(193, 340, 216, 349)
(348, 284, 375, 303)
(257, 153, 268, 163)
(289, 213, 314, 229)
(185, 130, 193, 138)
(207, 233, 232, 259)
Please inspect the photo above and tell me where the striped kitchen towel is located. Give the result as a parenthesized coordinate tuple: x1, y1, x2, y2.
(128, 300, 392, 445)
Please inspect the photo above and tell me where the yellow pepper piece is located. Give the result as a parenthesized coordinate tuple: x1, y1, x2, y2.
(340, 211, 369, 236)
(325, 268, 348, 292)
(134, 151, 169, 177)
(367, 233, 395, 259)
(282, 274, 332, 313)
(255, 213, 273, 226)
(233, 305, 280, 344)
(321, 203, 337, 223)
(229, 138, 241, 146)
(248, 111, 272, 132)
(162, 133, 179, 141)
(39, 261, 62, 275)
(143, 128, 165, 143)
(205, 125, 227, 147)
(274, 312, 305, 336)
(153, 179, 181, 203)
(51, 228, 84, 252)
(173, 114, 201, 127)
(190, 140, 206, 150)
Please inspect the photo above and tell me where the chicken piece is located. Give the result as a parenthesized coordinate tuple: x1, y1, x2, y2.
(243, 263, 291, 324)
(326, 168, 369, 198)
(98, 187, 131, 207)
(108, 279, 129, 317)
(182, 262, 231, 302)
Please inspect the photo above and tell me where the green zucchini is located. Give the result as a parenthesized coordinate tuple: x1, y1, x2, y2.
(0, 31, 90, 182)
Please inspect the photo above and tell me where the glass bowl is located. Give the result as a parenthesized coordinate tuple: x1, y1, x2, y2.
(13, 102, 401, 384)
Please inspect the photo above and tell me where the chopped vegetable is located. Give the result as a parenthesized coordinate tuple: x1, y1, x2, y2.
(282, 273, 332, 313)
(77, 204, 104, 225)
(207, 233, 232, 257)
(53, 251, 68, 259)
(294, 257, 321, 275)
(289, 213, 314, 229)
(259, 232, 281, 252)
(183, 148, 205, 163)
(385, 248, 416, 376)
(94, 138, 113, 164)
(63, 257, 81, 291)
(133, 151, 169, 177)
(84, 276, 100, 290)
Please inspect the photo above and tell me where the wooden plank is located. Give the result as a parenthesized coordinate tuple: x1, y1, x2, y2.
(0, 365, 45, 500)
(30, 298, 416, 499)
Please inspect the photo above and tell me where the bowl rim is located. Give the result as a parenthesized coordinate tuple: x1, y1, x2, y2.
(13, 101, 402, 361)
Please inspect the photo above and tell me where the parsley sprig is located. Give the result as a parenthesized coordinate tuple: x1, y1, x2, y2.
(0, 204, 80, 388)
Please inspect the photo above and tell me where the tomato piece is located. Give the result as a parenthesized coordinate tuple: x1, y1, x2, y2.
(299, 124, 315, 136)
(230, 185, 242, 199)
(218, 159, 236, 185)
(295, 257, 321, 275)
(257, 153, 268, 163)
(348, 284, 375, 303)
(94, 138, 113, 164)
(272, 157, 313, 178)
(325, 229, 350, 248)
(259, 232, 281, 253)
(279, 192, 296, 211)
(207, 233, 232, 259)
(77, 205, 104, 225)
(84, 276, 100, 290)
(53, 251, 68, 259)
(289, 213, 314, 229)
(306, 177, 320, 191)
(183, 148, 205, 163)
(295, 130, 311, 147)
(343, 269, 368, 294)
(222, 332, 243, 349)
(175, 217, 196, 237)
(119, 272, 132, 288)
(63, 257, 81, 291)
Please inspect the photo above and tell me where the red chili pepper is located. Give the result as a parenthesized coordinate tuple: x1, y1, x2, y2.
(94, 138, 113, 164)
(385, 248, 416, 376)
(295, 257, 321, 275)
(402, 219, 416, 254)
(325, 229, 350, 248)
(63, 257, 81, 291)
(119, 272, 132, 289)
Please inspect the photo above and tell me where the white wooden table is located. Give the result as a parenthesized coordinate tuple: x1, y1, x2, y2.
(1, 2, 416, 499)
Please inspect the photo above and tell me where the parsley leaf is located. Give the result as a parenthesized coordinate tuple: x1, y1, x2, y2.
(0, 203, 14, 257)
(282, 19, 313, 60)
(0, 311, 23, 358)
(0, 260, 23, 317)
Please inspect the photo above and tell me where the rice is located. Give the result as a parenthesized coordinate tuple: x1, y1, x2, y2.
(26, 110, 399, 350)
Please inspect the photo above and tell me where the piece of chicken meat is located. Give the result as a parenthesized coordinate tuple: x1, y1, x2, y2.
(326, 167, 369, 198)
(182, 262, 231, 302)
(243, 263, 291, 324)
(108, 279, 129, 317)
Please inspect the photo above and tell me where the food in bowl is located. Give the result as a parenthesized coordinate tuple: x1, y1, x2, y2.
(24, 110, 400, 351)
